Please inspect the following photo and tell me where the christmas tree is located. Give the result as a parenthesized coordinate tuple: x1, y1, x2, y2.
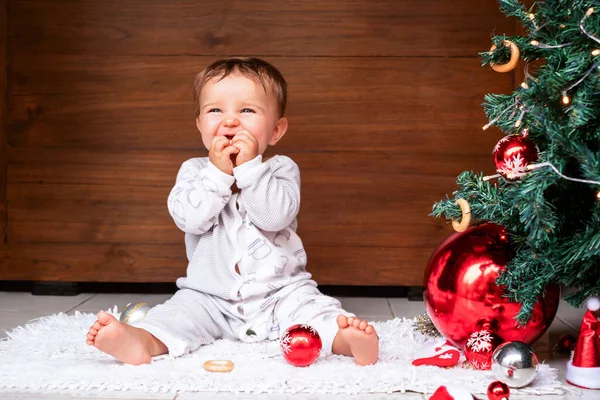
(432, 0, 600, 322)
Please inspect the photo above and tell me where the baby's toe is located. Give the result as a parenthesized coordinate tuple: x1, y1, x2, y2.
(365, 325, 375, 334)
(336, 314, 349, 328)
(359, 320, 368, 330)
(352, 318, 361, 328)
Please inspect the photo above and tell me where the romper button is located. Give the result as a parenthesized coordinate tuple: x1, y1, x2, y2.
(237, 305, 244, 314)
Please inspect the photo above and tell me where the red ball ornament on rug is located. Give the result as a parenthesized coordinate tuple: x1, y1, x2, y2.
(554, 333, 577, 355)
(464, 330, 504, 370)
(280, 324, 322, 367)
(423, 223, 560, 348)
(487, 380, 510, 400)
(493, 134, 539, 180)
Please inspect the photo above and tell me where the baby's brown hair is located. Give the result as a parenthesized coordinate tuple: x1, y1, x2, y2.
(193, 57, 287, 118)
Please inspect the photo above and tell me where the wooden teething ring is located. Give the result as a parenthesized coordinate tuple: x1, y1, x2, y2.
(489, 40, 520, 73)
(452, 198, 471, 233)
(203, 359, 235, 373)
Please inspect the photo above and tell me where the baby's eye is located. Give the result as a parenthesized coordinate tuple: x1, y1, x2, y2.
(208, 108, 221, 113)
(241, 108, 255, 113)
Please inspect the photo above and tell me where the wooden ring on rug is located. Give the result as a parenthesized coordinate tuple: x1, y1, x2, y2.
(489, 40, 520, 73)
(451, 198, 471, 232)
(203, 359, 235, 373)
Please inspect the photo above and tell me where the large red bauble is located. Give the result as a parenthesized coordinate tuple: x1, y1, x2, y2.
(464, 329, 504, 370)
(280, 324, 322, 367)
(423, 223, 560, 348)
(493, 135, 538, 180)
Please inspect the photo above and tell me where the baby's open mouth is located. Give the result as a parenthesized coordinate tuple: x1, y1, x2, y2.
(225, 135, 234, 141)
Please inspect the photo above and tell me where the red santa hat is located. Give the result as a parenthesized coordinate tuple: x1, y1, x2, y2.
(566, 297, 600, 390)
(429, 384, 477, 399)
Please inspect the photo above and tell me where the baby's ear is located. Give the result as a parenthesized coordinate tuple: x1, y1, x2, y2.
(195, 116, 202, 132)
(269, 117, 288, 146)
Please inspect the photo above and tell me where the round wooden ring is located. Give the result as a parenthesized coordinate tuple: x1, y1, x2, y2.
(451, 198, 471, 232)
(489, 40, 520, 73)
(203, 359, 235, 373)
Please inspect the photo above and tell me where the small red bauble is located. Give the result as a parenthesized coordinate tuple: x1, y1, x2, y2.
(493, 135, 539, 180)
(487, 380, 510, 400)
(464, 330, 504, 370)
(280, 324, 322, 367)
(554, 333, 577, 355)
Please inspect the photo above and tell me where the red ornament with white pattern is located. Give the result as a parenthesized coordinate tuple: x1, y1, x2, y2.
(493, 134, 539, 181)
(464, 329, 504, 370)
(280, 324, 322, 367)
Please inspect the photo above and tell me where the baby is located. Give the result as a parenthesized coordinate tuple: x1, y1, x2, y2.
(86, 57, 379, 366)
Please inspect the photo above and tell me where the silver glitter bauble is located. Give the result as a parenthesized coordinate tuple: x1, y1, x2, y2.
(491, 341, 539, 388)
(119, 302, 151, 325)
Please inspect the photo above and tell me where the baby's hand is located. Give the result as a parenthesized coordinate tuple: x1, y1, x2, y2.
(231, 130, 259, 166)
(209, 136, 240, 176)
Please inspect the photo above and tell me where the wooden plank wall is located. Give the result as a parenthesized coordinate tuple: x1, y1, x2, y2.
(2, 0, 516, 285)
(0, 0, 7, 252)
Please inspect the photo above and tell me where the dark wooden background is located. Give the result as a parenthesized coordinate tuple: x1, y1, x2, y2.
(0, 0, 516, 286)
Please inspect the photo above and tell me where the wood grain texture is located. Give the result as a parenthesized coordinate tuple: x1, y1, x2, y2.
(0, 242, 431, 285)
(0, 0, 6, 247)
(3, 0, 516, 285)
(0, 243, 187, 282)
(9, 0, 514, 57)
(8, 57, 511, 153)
(7, 151, 478, 248)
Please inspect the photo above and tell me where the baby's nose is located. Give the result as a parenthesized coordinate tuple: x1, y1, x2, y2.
(223, 116, 240, 127)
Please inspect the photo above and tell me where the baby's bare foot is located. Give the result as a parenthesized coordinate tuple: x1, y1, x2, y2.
(86, 311, 153, 365)
(333, 315, 379, 366)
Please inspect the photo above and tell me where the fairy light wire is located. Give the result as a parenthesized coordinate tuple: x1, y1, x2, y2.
(483, 161, 600, 186)
(580, 8, 600, 45)
(530, 21, 550, 36)
(483, 98, 520, 130)
(515, 107, 527, 127)
(526, 162, 600, 185)
(565, 63, 600, 92)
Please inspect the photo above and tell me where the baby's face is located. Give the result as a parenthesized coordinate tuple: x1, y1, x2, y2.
(197, 72, 286, 155)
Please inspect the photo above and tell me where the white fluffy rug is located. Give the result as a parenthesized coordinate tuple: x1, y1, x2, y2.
(0, 309, 565, 396)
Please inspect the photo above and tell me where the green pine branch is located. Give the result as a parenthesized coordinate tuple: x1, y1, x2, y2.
(433, 0, 600, 323)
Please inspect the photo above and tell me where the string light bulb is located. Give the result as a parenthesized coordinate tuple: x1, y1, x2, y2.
(529, 40, 572, 49)
(587, 7, 594, 16)
(515, 106, 526, 127)
(592, 49, 600, 56)
(562, 91, 571, 105)
(597, 192, 600, 200)
(521, 82, 529, 89)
